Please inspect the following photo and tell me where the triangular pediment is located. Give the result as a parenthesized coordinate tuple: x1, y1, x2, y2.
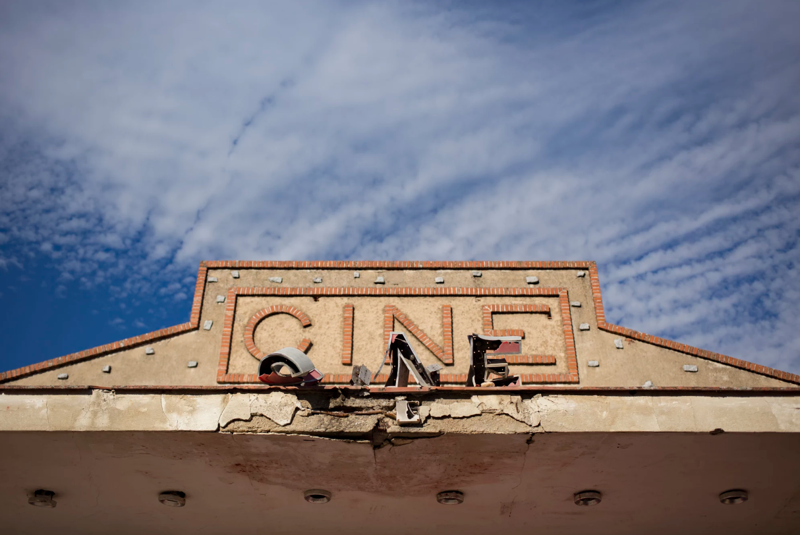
(1, 261, 797, 389)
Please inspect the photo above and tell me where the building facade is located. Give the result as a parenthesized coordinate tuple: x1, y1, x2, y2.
(2, 261, 799, 534)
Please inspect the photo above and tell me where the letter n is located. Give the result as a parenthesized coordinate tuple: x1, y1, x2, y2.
(384, 304, 453, 365)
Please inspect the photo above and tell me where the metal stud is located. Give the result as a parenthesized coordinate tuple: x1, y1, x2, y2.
(436, 490, 464, 505)
(719, 489, 748, 505)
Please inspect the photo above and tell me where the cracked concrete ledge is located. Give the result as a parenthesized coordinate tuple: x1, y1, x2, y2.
(2, 391, 800, 433)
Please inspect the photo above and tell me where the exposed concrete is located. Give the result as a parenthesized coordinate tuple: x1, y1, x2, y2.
(429, 400, 482, 419)
(3, 390, 800, 434)
(219, 392, 302, 427)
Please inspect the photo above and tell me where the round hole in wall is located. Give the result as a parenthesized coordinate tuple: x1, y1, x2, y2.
(28, 489, 57, 508)
(719, 489, 748, 505)
(304, 489, 331, 503)
(158, 491, 186, 507)
(573, 490, 602, 506)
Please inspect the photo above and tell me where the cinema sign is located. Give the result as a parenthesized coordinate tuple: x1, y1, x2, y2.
(217, 285, 580, 385)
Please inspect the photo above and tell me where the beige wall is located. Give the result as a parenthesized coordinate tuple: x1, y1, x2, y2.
(5, 266, 796, 388)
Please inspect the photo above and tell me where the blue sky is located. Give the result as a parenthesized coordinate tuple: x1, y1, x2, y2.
(1, 0, 799, 375)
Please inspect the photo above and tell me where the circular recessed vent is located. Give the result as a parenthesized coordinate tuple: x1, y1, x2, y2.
(719, 489, 748, 505)
(574, 490, 602, 506)
(304, 489, 331, 503)
(436, 490, 465, 505)
(28, 489, 57, 508)
(158, 491, 186, 507)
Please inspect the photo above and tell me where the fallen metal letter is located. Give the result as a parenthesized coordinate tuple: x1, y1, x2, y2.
(350, 364, 372, 386)
(257, 347, 323, 386)
(374, 332, 441, 388)
(466, 334, 522, 387)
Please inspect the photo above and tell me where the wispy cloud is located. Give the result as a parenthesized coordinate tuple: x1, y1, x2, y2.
(1, 0, 799, 372)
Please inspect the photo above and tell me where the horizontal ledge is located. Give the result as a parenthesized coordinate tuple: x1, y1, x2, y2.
(1, 385, 799, 396)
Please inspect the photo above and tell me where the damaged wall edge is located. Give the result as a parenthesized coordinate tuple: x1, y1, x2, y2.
(2, 389, 800, 434)
(3, 385, 800, 395)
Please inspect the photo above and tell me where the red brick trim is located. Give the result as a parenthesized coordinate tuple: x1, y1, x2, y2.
(504, 355, 557, 365)
(228, 286, 563, 297)
(217, 286, 577, 384)
(442, 305, 454, 364)
(4, 384, 800, 395)
(206, 261, 594, 270)
(383, 305, 454, 365)
(243, 305, 312, 360)
(0, 262, 210, 384)
(584, 263, 800, 385)
(341, 304, 354, 365)
(482, 304, 551, 337)
(217, 287, 239, 381)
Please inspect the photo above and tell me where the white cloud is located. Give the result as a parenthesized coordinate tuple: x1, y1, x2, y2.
(1, 0, 799, 372)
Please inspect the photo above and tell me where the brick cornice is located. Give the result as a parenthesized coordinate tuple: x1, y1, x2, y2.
(205, 260, 594, 270)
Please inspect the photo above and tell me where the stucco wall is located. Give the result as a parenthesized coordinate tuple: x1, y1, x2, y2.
(4, 265, 797, 388)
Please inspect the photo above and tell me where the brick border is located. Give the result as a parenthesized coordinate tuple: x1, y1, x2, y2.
(217, 286, 578, 384)
(0, 264, 210, 384)
(205, 261, 594, 269)
(341, 304, 354, 365)
(243, 305, 312, 360)
(3, 260, 798, 386)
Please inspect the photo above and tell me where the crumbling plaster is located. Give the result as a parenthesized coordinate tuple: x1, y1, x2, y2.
(2, 390, 799, 435)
